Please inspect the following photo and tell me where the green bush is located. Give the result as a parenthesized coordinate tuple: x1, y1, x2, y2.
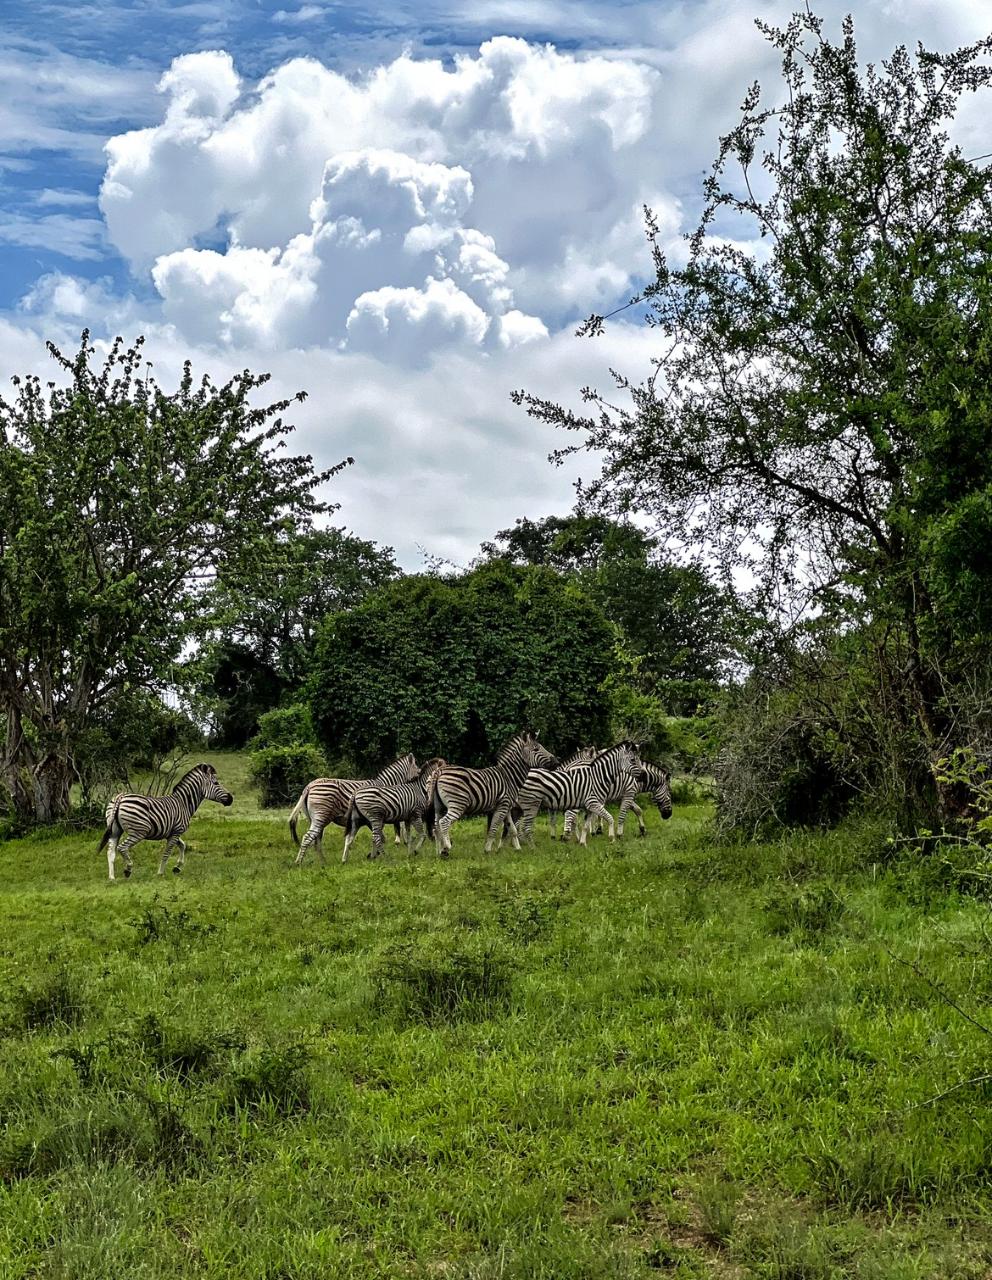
(248, 744, 327, 808)
(248, 704, 318, 751)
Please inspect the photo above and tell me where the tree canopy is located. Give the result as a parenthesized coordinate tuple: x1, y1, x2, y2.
(516, 13, 992, 819)
(0, 333, 346, 821)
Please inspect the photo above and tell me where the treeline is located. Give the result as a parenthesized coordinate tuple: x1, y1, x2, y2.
(5, 11, 992, 843)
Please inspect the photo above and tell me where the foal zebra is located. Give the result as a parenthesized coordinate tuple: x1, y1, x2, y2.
(428, 733, 558, 855)
(342, 758, 446, 862)
(515, 742, 642, 846)
(289, 754, 420, 866)
(562, 760, 673, 840)
(98, 763, 234, 881)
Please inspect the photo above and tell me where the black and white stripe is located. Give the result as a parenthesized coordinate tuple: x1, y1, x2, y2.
(289, 754, 420, 865)
(515, 742, 642, 845)
(430, 733, 559, 855)
(563, 759, 673, 839)
(342, 758, 446, 862)
(98, 763, 234, 880)
(547, 745, 597, 837)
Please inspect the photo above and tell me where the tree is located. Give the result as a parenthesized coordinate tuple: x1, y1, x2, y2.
(201, 525, 398, 745)
(483, 514, 733, 704)
(309, 561, 615, 771)
(0, 333, 346, 822)
(515, 13, 992, 821)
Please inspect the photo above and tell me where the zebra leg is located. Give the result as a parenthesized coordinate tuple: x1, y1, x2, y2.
(341, 818, 358, 863)
(562, 810, 578, 842)
(549, 809, 558, 839)
(393, 822, 407, 845)
(518, 803, 539, 847)
(629, 799, 646, 837)
(158, 836, 181, 876)
(436, 812, 456, 857)
(107, 835, 119, 882)
(587, 799, 616, 841)
(370, 819, 386, 860)
(295, 821, 323, 867)
(409, 816, 426, 854)
(484, 805, 510, 854)
(117, 835, 138, 878)
(173, 837, 187, 874)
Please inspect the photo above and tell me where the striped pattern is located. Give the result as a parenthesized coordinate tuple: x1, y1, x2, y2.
(342, 758, 446, 862)
(431, 733, 559, 855)
(98, 763, 234, 881)
(515, 742, 642, 845)
(548, 745, 597, 838)
(290, 754, 420, 866)
(563, 760, 673, 839)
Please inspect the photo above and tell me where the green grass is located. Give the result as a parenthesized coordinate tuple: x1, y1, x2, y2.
(2, 761, 992, 1277)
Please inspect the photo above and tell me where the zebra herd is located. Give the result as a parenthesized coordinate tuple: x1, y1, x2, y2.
(96, 734, 673, 880)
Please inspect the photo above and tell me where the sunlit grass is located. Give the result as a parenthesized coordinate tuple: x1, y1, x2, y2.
(1, 776, 991, 1277)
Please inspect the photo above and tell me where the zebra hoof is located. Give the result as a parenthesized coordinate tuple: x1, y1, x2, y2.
(123, 866, 132, 879)
(173, 866, 181, 875)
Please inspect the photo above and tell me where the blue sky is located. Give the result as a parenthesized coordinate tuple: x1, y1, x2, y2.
(2, 0, 989, 565)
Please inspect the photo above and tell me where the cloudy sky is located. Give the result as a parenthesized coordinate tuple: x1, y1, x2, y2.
(2, 0, 989, 567)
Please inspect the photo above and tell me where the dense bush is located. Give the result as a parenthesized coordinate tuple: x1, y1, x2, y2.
(248, 745, 326, 808)
(248, 704, 318, 751)
(309, 561, 615, 770)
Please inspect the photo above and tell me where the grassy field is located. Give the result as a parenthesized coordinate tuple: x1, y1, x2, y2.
(2, 753, 992, 1278)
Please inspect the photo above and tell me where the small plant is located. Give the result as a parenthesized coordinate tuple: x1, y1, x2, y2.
(132, 1013, 244, 1080)
(372, 942, 516, 1024)
(11, 958, 86, 1031)
(692, 1173, 741, 1245)
(494, 890, 559, 945)
(766, 884, 845, 941)
(128, 897, 218, 949)
(224, 1043, 312, 1116)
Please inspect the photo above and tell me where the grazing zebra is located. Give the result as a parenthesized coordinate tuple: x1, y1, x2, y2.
(342, 758, 446, 862)
(289, 754, 420, 866)
(562, 760, 673, 840)
(515, 742, 642, 846)
(428, 733, 559, 855)
(98, 763, 234, 881)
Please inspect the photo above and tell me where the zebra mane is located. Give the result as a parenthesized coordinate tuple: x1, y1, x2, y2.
(173, 763, 214, 792)
(495, 733, 532, 762)
(590, 741, 636, 764)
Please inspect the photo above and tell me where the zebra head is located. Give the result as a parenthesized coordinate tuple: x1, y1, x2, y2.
(652, 768, 673, 820)
(520, 732, 559, 771)
(616, 740, 643, 776)
(398, 753, 421, 782)
(191, 763, 234, 807)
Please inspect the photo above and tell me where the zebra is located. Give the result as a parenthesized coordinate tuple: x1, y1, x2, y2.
(97, 763, 234, 881)
(547, 745, 597, 837)
(342, 758, 447, 862)
(428, 733, 559, 855)
(514, 742, 643, 846)
(562, 760, 673, 840)
(288, 754, 420, 866)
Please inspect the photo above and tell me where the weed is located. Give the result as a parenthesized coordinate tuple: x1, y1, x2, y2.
(11, 957, 86, 1031)
(132, 1012, 244, 1080)
(766, 883, 845, 940)
(224, 1043, 312, 1116)
(494, 890, 559, 944)
(372, 941, 516, 1024)
(692, 1174, 740, 1245)
(128, 896, 218, 949)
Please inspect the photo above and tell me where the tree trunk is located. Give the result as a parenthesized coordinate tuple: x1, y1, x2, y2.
(31, 753, 75, 824)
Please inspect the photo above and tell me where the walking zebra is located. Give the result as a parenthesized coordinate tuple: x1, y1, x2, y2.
(342, 758, 446, 862)
(562, 760, 673, 840)
(428, 733, 559, 855)
(548, 745, 597, 837)
(289, 754, 420, 866)
(98, 763, 234, 881)
(515, 742, 642, 846)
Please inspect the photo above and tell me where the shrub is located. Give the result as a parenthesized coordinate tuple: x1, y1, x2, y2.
(248, 704, 318, 751)
(248, 744, 327, 808)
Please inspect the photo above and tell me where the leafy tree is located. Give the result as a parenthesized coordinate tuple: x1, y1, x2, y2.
(0, 333, 345, 822)
(209, 527, 398, 686)
(515, 14, 992, 821)
(309, 561, 615, 770)
(483, 514, 732, 705)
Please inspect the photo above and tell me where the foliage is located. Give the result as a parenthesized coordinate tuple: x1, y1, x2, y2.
(514, 15, 992, 823)
(248, 704, 318, 752)
(309, 560, 615, 769)
(248, 745, 327, 808)
(201, 527, 398, 744)
(0, 332, 345, 822)
(483, 513, 733, 700)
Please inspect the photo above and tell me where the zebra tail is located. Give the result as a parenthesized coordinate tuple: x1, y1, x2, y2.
(425, 780, 447, 838)
(288, 786, 309, 847)
(96, 795, 121, 852)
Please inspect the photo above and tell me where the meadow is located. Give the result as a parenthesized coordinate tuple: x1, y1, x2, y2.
(1, 753, 992, 1278)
